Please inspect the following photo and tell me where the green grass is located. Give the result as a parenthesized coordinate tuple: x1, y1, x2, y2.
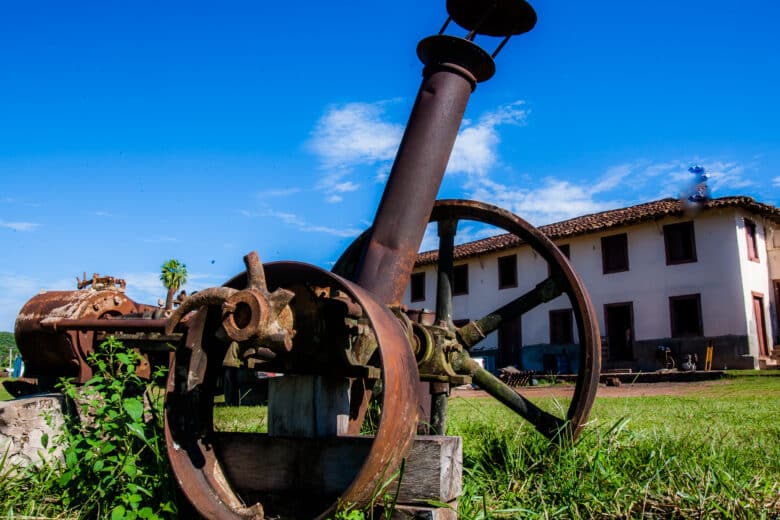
(213, 404, 268, 433)
(1, 376, 778, 518)
(0, 380, 14, 401)
(448, 376, 780, 519)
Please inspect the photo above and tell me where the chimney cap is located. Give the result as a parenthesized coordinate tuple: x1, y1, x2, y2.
(446, 0, 537, 37)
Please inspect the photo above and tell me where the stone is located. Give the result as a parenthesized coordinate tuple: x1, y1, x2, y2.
(0, 394, 67, 472)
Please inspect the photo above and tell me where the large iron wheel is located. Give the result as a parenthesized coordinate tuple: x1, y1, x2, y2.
(337, 199, 601, 441)
(164, 259, 420, 519)
(431, 199, 601, 441)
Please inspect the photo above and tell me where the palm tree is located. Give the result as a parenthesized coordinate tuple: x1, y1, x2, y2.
(160, 259, 188, 310)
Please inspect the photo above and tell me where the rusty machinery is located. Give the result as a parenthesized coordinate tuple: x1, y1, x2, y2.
(14, 1, 601, 518)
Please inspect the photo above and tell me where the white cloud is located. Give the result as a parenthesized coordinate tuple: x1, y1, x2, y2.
(309, 101, 404, 201)
(774, 176, 780, 187)
(467, 156, 762, 226)
(589, 164, 633, 194)
(469, 177, 621, 225)
(375, 164, 391, 183)
(447, 101, 528, 177)
(115, 271, 226, 307)
(308, 99, 529, 203)
(310, 102, 403, 168)
(0, 273, 74, 331)
(241, 208, 361, 238)
(256, 188, 300, 198)
(705, 161, 753, 191)
(632, 159, 754, 199)
(93, 211, 113, 217)
(0, 220, 40, 232)
(332, 181, 359, 193)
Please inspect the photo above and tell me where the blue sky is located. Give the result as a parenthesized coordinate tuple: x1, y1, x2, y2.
(2, 0, 779, 330)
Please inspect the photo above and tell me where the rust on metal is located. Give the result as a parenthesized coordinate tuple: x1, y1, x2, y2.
(14, 281, 159, 384)
(164, 262, 420, 519)
(11, 0, 606, 516)
(429, 199, 601, 440)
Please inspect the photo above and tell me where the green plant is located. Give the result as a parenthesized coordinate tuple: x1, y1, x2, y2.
(448, 377, 780, 519)
(56, 337, 177, 519)
(160, 259, 188, 310)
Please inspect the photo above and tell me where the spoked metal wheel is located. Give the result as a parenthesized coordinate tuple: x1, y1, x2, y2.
(429, 199, 601, 441)
(163, 255, 420, 519)
(336, 199, 602, 441)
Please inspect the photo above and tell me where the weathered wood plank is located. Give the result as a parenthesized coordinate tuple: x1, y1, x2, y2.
(268, 375, 350, 437)
(392, 502, 458, 520)
(213, 434, 462, 503)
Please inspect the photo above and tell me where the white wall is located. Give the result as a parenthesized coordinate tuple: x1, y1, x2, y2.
(403, 209, 761, 353)
(735, 211, 774, 360)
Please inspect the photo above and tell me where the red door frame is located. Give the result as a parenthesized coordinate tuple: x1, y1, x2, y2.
(752, 291, 769, 357)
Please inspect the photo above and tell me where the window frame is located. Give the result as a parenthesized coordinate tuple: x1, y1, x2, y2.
(663, 221, 697, 265)
(549, 308, 574, 345)
(410, 271, 425, 302)
(498, 254, 518, 289)
(601, 233, 629, 274)
(745, 218, 759, 262)
(669, 293, 703, 338)
(452, 264, 469, 296)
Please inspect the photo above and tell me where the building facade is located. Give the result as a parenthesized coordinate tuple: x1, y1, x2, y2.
(403, 197, 780, 373)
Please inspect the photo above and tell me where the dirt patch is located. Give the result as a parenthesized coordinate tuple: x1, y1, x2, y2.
(451, 380, 728, 400)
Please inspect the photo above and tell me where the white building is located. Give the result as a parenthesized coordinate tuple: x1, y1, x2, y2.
(403, 196, 780, 372)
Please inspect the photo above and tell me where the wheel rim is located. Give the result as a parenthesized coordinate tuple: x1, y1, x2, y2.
(336, 199, 601, 441)
(164, 261, 420, 519)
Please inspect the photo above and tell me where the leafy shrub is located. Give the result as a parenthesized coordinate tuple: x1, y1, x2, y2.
(55, 336, 177, 519)
(0, 337, 177, 518)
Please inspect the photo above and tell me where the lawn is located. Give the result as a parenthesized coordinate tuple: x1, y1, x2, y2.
(0, 375, 777, 518)
(448, 376, 780, 519)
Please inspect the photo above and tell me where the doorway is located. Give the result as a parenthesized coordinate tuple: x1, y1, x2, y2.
(605, 302, 634, 361)
(753, 293, 769, 357)
(497, 316, 522, 369)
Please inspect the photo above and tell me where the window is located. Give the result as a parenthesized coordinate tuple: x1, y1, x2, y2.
(497, 316, 522, 368)
(605, 302, 634, 361)
(410, 272, 425, 302)
(664, 221, 697, 265)
(549, 309, 573, 344)
(601, 233, 629, 274)
(498, 254, 517, 289)
(669, 294, 703, 338)
(453, 264, 468, 295)
(745, 218, 759, 262)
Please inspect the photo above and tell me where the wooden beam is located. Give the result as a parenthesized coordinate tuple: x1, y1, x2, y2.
(268, 375, 351, 437)
(213, 433, 462, 504)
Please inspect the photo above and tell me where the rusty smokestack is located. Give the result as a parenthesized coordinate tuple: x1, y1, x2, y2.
(352, 0, 537, 304)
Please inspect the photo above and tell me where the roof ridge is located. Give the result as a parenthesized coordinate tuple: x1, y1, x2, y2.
(416, 195, 778, 266)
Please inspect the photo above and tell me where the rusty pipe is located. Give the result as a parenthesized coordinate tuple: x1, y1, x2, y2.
(39, 318, 168, 332)
(352, 48, 490, 305)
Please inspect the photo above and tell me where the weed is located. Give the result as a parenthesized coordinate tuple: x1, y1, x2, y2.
(0, 337, 177, 519)
(55, 337, 177, 519)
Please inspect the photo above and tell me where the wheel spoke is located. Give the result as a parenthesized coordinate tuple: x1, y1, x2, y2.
(472, 367, 566, 439)
(340, 199, 601, 442)
(430, 219, 458, 434)
(457, 275, 565, 349)
(434, 219, 458, 326)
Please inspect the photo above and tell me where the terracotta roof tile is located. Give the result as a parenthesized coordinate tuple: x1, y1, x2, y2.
(416, 196, 780, 266)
